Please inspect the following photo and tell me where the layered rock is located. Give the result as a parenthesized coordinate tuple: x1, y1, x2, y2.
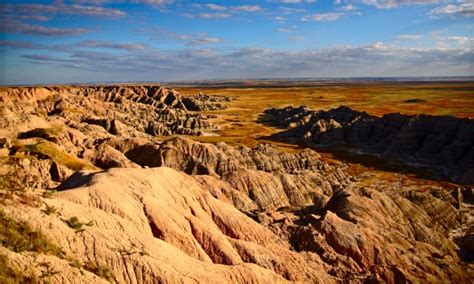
(262, 106, 474, 183)
(279, 186, 468, 282)
(2, 167, 333, 283)
(0, 85, 227, 138)
(102, 136, 351, 212)
(1, 86, 473, 283)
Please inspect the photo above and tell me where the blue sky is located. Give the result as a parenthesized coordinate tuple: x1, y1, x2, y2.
(0, 0, 473, 85)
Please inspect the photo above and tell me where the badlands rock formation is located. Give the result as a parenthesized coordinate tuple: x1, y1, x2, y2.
(0, 86, 473, 283)
(1, 85, 228, 138)
(262, 106, 474, 184)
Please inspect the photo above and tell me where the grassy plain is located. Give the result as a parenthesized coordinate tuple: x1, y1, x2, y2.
(173, 81, 474, 186)
(174, 81, 474, 148)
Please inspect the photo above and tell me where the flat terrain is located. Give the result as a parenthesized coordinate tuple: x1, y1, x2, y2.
(175, 82, 474, 147)
(175, 81, 474, 186)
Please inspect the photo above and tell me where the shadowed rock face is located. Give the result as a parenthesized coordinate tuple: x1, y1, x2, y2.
(262, 105, 474, 184)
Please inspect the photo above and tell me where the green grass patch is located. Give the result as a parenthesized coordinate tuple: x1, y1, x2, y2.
(65, 217, 83, 231)
(42, 204, 58, 216)
(42, 190, 56, 199)
(83, 261, 115, 282)
(0, 209, 62, 256)
(64, 216, 94, 232)
(20, 141, 88, 171)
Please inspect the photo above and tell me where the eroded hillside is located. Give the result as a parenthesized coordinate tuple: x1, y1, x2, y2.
(0, 85, 472, 283)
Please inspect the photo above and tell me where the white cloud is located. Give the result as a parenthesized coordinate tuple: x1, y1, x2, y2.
(396, 34, 423, 40)
(205, 4, 226, 11)
(2, 3, 126, 17)
(433, 34, 474, 48)
(1, 19, 92, 36)
(278, 7, 308, 14)
(279, 0, 316, 3)
(194, 3, 263, 13)
(183, 13, 231, 19)
(340, 4, 358, 11)
(188, 36, 223, 45)
(233, 5, 263, 12)
(302, 13, 344, 22)
(15, 42, 473, 84)
(275, 16, 287, 22)
(146, 28, 223, 46)
(132, 0, 174, 6)
(430, 2, 474, 17)
(76, 40, 148, 50)
(359, 0, 444, 9)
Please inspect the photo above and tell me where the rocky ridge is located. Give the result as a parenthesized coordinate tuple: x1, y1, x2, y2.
(1, 85, 229, 138)
(0, 86, 473, 283)
(262, 105, 474, 184)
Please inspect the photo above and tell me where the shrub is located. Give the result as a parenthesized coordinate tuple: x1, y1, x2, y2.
(65, 217, 83, 231)
(64, 216, 94, 231)
(0, 209, 62, 256)
(84, 261, 115, 282)
(42, 190, 56, 199)
(42, 204, 58, 216)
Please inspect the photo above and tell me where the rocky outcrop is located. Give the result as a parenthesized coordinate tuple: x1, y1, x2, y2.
(254, 184, 472, 282)
(3, 167, 333, 283)
(0, 85, 228, 138)
(3, 165, 471, 283)
(103, 136, 351, 212)
(1, 85, 473, 283)
(182, 93, 232, 111)
(262, 105, 474, 183)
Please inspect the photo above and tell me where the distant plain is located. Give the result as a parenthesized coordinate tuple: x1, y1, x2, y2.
(174, 81, 474, 189)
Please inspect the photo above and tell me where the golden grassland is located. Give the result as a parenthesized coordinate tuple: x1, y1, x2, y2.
(174, 82, 474, 147)
(173, 82, 473, 187)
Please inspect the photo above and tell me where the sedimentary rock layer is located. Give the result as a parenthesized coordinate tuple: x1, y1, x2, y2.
(262, 106, 474, 184)
(0, 85, 228, 137)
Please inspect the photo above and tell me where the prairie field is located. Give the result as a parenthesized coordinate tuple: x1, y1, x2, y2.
(174, 81, 474, 186)
(174, 81, 474, 147)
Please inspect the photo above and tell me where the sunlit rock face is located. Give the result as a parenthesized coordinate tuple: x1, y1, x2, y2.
(0, 85, 472, 283)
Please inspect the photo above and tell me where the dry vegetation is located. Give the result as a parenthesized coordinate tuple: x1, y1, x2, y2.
(174, 81, 474, 188)
(175, 82, 474, 147)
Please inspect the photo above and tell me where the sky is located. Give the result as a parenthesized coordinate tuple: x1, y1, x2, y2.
(0, 0, 473, 85)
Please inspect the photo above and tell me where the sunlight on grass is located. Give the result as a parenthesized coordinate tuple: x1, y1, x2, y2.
(20, 141, 94, 171)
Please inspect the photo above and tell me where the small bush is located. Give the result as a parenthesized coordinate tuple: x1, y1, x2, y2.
(0, 209, 62, 256)
(65, 217, 83, 230)
(42, 204, 58, 216)
(42, 190, 56, 199)
(84, 261, 115, 282)
(69, 258, 82, 269)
